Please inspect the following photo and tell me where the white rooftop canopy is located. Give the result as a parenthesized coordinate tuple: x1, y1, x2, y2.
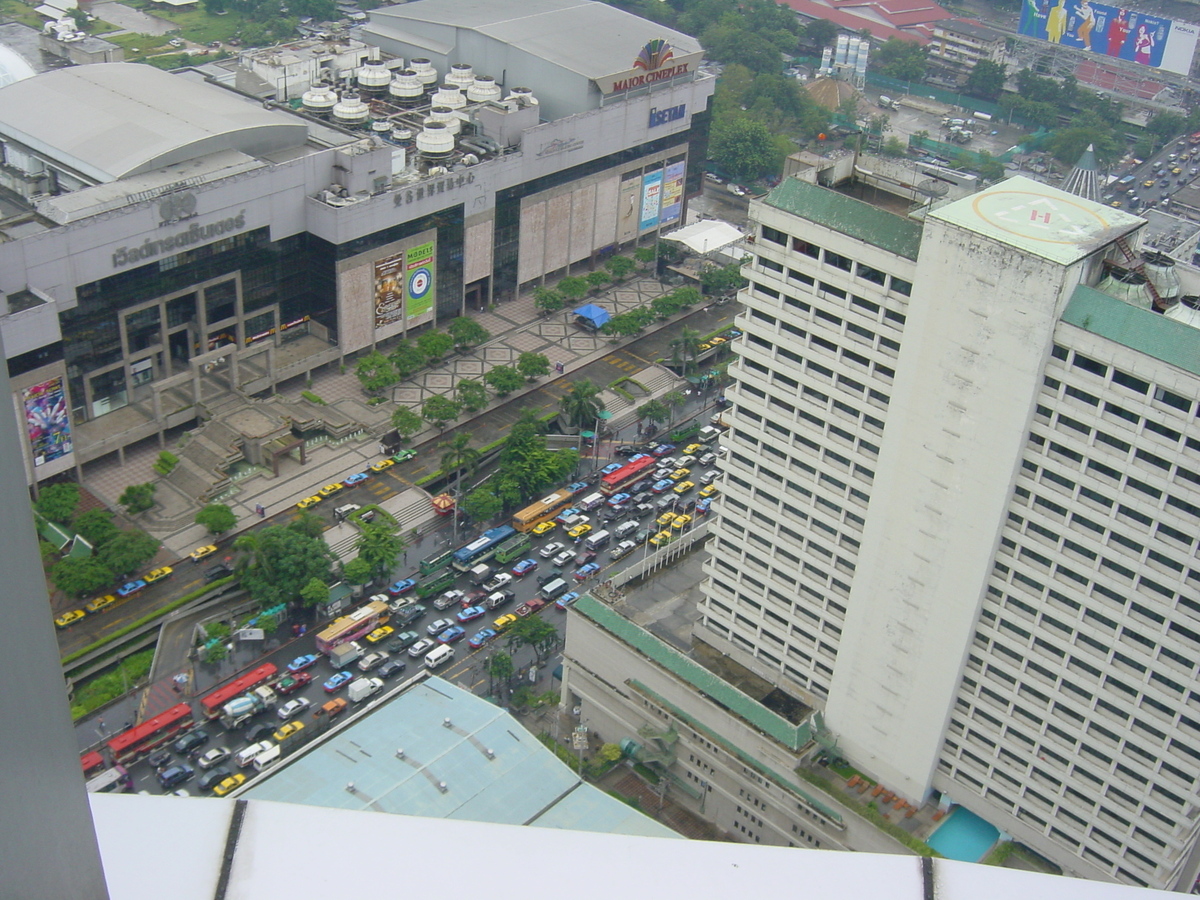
(662, 219, 745, 255)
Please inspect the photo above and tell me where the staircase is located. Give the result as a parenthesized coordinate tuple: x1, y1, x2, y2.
(1113, 235, 1164, 309)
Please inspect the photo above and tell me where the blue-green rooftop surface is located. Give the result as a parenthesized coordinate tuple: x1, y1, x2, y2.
(1064, 285, 1200, 377)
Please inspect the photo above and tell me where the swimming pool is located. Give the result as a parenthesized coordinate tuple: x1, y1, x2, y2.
(927, 806, 1000, 862)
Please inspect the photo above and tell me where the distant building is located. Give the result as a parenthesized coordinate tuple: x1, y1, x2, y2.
(928, 19, 1006, 75)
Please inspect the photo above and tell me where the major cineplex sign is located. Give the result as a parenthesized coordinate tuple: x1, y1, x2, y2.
(594, 40, 704, 95)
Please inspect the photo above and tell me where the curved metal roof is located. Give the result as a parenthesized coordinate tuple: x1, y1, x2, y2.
(0, 63, 308, 183)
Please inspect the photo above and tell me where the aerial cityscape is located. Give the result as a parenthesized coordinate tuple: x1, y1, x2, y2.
(0, 0, 1199, 895)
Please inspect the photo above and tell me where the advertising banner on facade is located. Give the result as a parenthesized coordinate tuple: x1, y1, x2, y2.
(660, 162, 686, 225)
(24, 376, 72, 466)
(404, 240, 436, 325)
(1018, 0, 1199, 76)
(640, 169, 663, 232)
(374, 251, 405, 327)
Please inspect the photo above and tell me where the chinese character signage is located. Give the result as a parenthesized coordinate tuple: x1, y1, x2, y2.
(24, 377, 72, 466)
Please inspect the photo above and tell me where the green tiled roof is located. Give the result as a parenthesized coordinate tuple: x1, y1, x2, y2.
(574, 595, 808, 750)
(1064, 285, 1200, 377)
(763, 178, 923, 260)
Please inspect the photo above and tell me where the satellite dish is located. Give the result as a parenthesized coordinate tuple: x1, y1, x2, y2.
(917, 178, 948, 206)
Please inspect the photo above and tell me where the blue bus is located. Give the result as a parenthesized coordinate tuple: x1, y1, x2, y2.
(451, 525, 517, 572)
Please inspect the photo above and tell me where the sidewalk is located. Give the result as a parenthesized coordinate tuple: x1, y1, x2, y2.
(79, 272, 701, 559)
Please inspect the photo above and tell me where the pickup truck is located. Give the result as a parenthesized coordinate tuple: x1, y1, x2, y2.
(516, 597, 548, 617)
(348, 677, 383, 703)
(481, 572, 513, 593)
(274, 672, 312, 696)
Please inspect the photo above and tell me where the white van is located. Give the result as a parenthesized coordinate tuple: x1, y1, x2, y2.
(540, 578, 569, 600)
(236, 741, 274, 768)
(614, 520, 639, 539)
(424, 644, 454, 669)
(578, 492, 605, 511)
(252, 743, 281, 772)
(697, 425, 722, 443)
(585, 529, 611, 551)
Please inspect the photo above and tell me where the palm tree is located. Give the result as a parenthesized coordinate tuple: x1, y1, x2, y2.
(671, 327, 703, 377)
(439, 432, 481, 498)
(559, 378, 605, 432)
(662, 390, 687, 424)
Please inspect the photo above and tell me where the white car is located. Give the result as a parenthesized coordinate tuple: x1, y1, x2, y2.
(700, 470, 718, 485)
(196, 746, 231, 770)
(277, 697, 311, 720)
(168, 37, 183, 47)
(427, 618, 455, 636)
(540, 541, 566, 559)
(698, 453, 716, 467)
(552, 549, 575, 567)
(676, 455, 697, 468)
(407, 637, 436, 658)
(358, 651, 389, 671)
(434, 589, 464, 610)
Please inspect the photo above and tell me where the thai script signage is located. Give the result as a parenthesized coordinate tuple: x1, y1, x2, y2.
(112, 211, 247, 268)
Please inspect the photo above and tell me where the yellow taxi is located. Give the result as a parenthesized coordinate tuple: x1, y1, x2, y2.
(365, 625, 394, 644)
(673, 480, 695, 495)
(318, 483, 344, 497)
(672, 514, 692, 530)
(567, 522, 592, 540)
(273, 721, 305, 742)
(657, 510, 678, 527)
(144, 566, 173, 584)
(54, 609, 86, 629)
(532, 520, 557, 536)
(668, 467, 690, 481)
(683, 443, 703, 455)
(649, 530, 674, 547)
(1143, 179, 1156, 187)
(493, 613, 519, 632)
(212, 773, 246, 797)
(369, 458, 394, 472)
(190, 544, 218, 562)
(296, 495, 322, 509)
(86, 594, 118, 614)
(1173, 166, 1183, 175)
(698, 484, 719, 499)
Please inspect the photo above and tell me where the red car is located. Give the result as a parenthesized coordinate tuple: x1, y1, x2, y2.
(275, 672, 312, 696)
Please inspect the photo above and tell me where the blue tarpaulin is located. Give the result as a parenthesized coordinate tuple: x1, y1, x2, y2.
(573, 304, 611, 330)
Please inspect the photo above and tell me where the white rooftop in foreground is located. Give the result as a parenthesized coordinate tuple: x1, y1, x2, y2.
(89, 791, 1175, 900)
(663, 219, 745, 254)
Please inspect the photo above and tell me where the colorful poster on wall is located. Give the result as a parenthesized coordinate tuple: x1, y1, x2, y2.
(1017, 0, 1198, 76)
(24, 376, 72, 466)
(374, 251, 405, 327)
(660, 161, 686, 225)
(404, 240, 436, 324)
(640, 169, 664, 232)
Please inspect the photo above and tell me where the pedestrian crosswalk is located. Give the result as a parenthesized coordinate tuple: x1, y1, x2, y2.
(604, 354, 642, 373)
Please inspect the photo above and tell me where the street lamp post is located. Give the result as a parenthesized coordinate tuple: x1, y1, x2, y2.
(593, 410, 612, 468)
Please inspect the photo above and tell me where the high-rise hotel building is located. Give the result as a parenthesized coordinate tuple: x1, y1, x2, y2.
(697, 175, 1200, 890)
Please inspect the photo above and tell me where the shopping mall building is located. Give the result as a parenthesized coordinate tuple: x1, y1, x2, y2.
(0, 0, 713, 486)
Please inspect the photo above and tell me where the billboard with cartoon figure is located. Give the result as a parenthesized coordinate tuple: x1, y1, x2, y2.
(24, 377, 73, 466)
(1018, 0, 1198, 76)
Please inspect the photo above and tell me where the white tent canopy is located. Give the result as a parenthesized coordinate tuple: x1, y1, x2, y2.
(662, 220, 746, 255)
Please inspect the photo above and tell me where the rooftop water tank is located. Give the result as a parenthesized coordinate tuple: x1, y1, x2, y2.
(391, 126, 415, 148)
(1096, 266, 1153, 310)
(432, 82, 466, 109)
(301, 82, 338, 117)
(371, 119, 392, 136)
(416, 121, 455, 160)
(389, 69, 425, 106)
(505, 86, 538, 107)
(446, 62, 474, 89)
(410, 58, 439, 92)
(332, 90, 370, 127)
(428, 107, 461, 135)
(356, 61, 392, 95)
(1142, 251, 1181, 308)
(466, 75, 501, 104)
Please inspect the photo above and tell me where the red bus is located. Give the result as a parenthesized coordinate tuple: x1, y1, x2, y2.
(199, 662, 278, 720)
(106, 703, 194, 765)
(600, 455, 657, 495)
(80, 750, 105, 777)
(1189, 131, 1200, 146)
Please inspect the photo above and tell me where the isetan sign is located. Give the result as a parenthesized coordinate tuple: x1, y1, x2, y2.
(594, 39, 703, 95)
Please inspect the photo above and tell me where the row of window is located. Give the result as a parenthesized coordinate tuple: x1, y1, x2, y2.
(1051, 344, 1197, 419)
(752, 257, 910, 336)
(758, 225, 912, 296)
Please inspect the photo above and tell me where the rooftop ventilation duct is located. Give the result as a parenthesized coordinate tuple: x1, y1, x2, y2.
(371, 119, 392, 136)
(416, 121, 455, 160)
(1142, 250, 1181, 308)
(390, 126, 415, 148)
(332, 90, 370, 127)
(446, 62, 474, 89)
(466, 75, 501, 104)
(301, 82, 338, 117)
(432, 82, 466, 109)
(409, 58, 439, 92)
(505, 86, 538, 107)
(389, 69, 425, 106)
(1096, 266, 1153, 310)
(427, 107, 461, 135)
(356, 61, 391, 94)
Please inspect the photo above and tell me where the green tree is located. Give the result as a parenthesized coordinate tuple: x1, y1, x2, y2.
(355, 522, 406, 579)
(559, 378, 604, 431)
(422, 395, 461, 429)
(1146, 111, 1187, 144)
(153, 451, 179, 476)
(875, 37, 927, 82)
(710, 115, 779, 181)
(964, 60, 1007, 102)
(290, 512, 325, 541)
(389, 340, 427, 379)
(447, 316, 490, 351)
(975, 150, 1005, 182)
(391, 406, 423, 440)
(462, 488, 502, 522)
(637, 399, 670, 429)
(195, 503, 237, 535)
(52, 557, 114, 598)
(557, 276, 589, 303)
(118, 483, 156, 515)
(455, 378, 489, 412)
(633, 247, 656, 269)
(533, 286, 564, 315)
(35, 482, 81, 524)
(233, 524, 336, 608)
(299, 576, 330, 608)
(663, 390, 688, 423)
(97, 529, 161, 577)
(416, 330, 455, 363)
(671, 327, 704, 376)
(803, 18, 838, 48)
(1049, 116, 1121, 166)
(355, 351, 398, 395)
(516, 351, 550, 382)
(602, 313, 647, 337)
(598, 742, 623, 764)
(71, 509, 119, 548)
(507, 615, 559, 663)
(39, 539, 58, 569)
(881, 136, 907, 157)
(439, 432, 481, 499)
(488, 650, 513, 697)
(483, 365, 523, 397)
(604, 256, 635, 281)
(342, 556, 374, 586)
(585, 271, 611, 293)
